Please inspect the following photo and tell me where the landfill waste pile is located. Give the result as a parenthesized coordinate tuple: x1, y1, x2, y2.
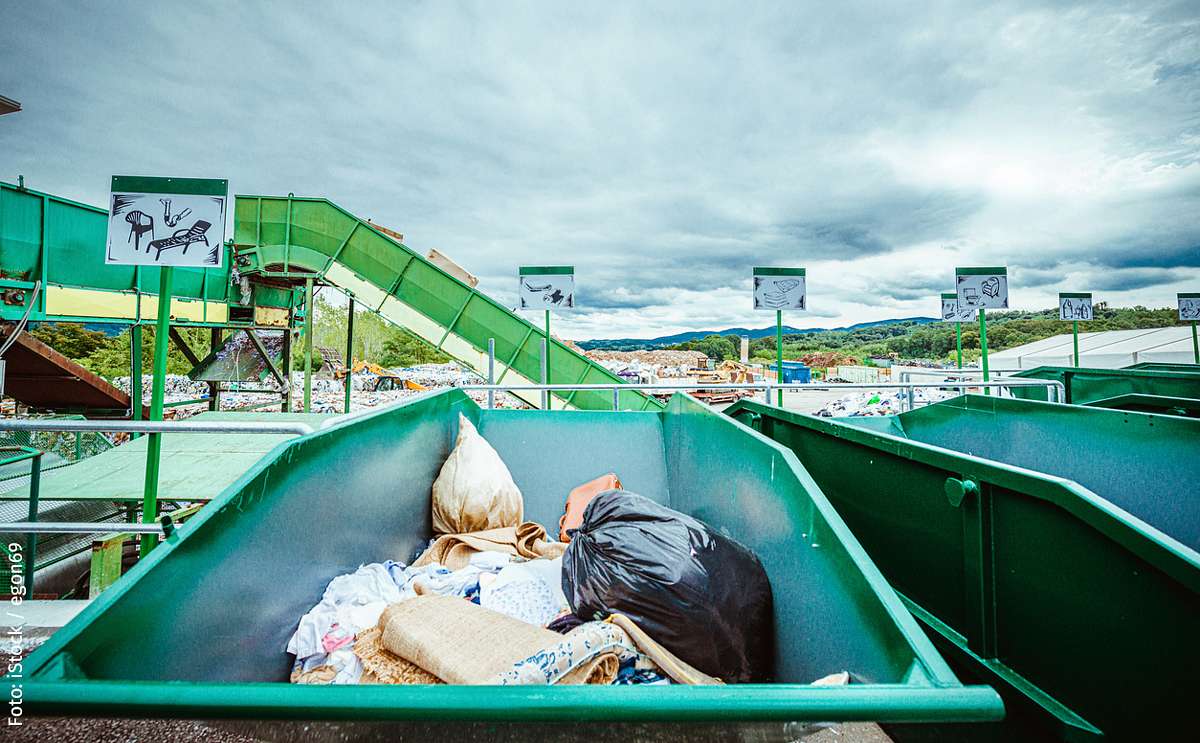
(586, 350, 707, 381)
(815, 387, 958, 417)
(113, 374, 211, 401)
(287, 413, 774, 688)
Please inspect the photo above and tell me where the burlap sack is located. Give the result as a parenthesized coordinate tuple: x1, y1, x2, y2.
(379, 596, 616, 685)
(431, 414, 523, 535)
(354, 626, 443, 685)
(412, 521, 566, 570)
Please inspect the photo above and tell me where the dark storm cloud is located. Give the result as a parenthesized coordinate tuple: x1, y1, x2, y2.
(1, 0, 1198, 337)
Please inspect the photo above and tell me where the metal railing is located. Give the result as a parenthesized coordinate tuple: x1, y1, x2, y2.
(0, 419, 316, 436)
(461, 378, 1066, 410)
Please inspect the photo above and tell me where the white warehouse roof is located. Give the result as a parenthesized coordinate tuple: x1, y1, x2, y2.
(989, 326, 1198, 369)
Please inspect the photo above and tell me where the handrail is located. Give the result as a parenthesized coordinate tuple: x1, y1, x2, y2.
(0, 419, 315, 435)
(0, 521, 168, 535)
(456, 379, 1066, 410)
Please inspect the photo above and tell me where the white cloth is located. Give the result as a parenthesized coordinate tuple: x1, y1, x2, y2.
(479, 557, 568, 626)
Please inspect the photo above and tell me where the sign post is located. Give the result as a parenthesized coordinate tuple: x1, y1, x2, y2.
(1059, 292, 1093, 367)
(941, 293, 976, 369)
(956, 267, 1008, 394)
(519, 266, 574, 408)
(106, 176, 227, 555)
(1180, 293, 1200, 364)
(753, 267, 807, 406)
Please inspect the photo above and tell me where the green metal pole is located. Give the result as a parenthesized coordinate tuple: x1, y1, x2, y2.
(344, 298, 354, 414)
(303, 278, 313, 413)
(979, 307, 990, 396)
(140, 267, 172, 557)
(1073, 320, 1080, 367)
(956, 322, 962, 369)
(776, 309, 784, 407)
(1193, 321, 1199, 364)
(209, 328, 222, 412)
(130, 323, 143, 438)
(25, 452, 41, 596)
(544, 309, 551, 408)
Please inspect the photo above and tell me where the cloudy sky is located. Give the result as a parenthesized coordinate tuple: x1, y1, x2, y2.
(2, 1, 1198, 339)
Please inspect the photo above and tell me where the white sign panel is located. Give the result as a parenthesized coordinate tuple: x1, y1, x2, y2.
(753, 268, 806, 311)
(955, 267, 1008, 310)
(1059, 293, 1093, 321)
(1180, 293, 1200, 321)
(105, 177, 227, 267)
(519, 267, 574, 309)
(941, 294, 976, 322)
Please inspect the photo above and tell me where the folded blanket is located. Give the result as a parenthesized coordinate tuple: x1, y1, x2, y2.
(413, 521, 566, 570)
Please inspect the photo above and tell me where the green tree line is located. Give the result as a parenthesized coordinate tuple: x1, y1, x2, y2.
(666, 306, 1184, 364)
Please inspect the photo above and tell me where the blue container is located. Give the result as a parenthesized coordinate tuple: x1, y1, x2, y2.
(769, 361, 811, 384)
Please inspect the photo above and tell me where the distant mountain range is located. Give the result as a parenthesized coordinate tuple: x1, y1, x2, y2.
(577, 317, 938, 350)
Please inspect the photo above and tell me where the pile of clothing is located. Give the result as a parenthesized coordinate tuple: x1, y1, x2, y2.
(287, 412, 772, 687)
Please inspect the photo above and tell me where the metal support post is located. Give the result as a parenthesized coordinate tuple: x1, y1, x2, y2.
(487, 338, 495, 410)
(303, 278, 314, 414)
(979, 307, 990, 396)
(612, 387, 620, 411)
(540, 339, 549, 410)
(24, 452, 42, 595)
(281, 308, 293, 412)
(140, 267, 172, 557)
(544, 310, 552, 408)
(1072, 319, 1080, 367)
(1193, 321, 1198, 364)
(209, 328, 222, 411)
(130, 324, 143, 437)
(956, 322, 963, 369)
(344, 298, 355, 414)
(776, 309, 784, 407)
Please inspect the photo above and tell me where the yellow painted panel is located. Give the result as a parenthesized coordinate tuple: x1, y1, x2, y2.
(205, 303, 228, 323)
(46, 286, 138, 319)
(254, 306, 290, 327)
(171, 298, 205, 322)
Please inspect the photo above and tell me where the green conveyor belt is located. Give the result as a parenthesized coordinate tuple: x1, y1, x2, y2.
(234, 194, 663, 412)
(1, 412, 333, 502)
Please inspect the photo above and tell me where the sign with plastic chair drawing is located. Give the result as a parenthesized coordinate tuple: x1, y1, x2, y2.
(955, 266, 1008, 310)
(1059, 292, 1093, 321)
(105, 176, 227, 267)
(940, 292, 976, 322)
(753, 267, 806, 310)
(518, 266, 574, 309)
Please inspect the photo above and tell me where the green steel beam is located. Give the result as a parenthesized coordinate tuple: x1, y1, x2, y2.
(139, 268, 173, 557)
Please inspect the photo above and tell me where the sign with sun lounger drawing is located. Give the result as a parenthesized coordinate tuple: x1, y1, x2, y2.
(753, 267, 806, 311)
(105, 176, 227, 267)
(518, 266, 574, 309)
(955, 266, 1008, 310)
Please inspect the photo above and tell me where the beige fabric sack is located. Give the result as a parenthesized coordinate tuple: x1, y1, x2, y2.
(431, 414, 523, 535)
(380, 596, 616, 685)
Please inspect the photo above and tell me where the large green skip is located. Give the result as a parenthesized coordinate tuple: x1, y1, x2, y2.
(727, 394, 1200, 740)
(19, 391, 1001, 733)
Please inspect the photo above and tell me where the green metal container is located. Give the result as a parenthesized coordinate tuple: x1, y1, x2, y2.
(726, 395, 1200, 740)
(19, 391, 1000, 731)
(1009, 364, 1200, 404)
(1123, 361, 1200, 374)
(1083, 393, 1200, 418)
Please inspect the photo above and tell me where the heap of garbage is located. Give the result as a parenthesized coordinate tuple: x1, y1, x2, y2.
(287, 413, 774, 688)
(815, 387, 958, 417)
(586, 350, 705, 381)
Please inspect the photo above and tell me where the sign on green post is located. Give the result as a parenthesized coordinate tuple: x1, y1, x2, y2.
(956, 267, 1007, 394)
(1059, 292, 1093, 367)
(105, 176, 228, 556)
(754, 267, 806, 406)
(519, 266, 574, 409)
(940, 292, 976, 369)
(1180, 293, 1200, 364)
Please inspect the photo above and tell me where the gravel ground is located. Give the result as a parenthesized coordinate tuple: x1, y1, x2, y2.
(4, 719, 891, 743)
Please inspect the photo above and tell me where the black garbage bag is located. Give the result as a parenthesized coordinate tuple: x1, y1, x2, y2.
(562, 490, 774, 683)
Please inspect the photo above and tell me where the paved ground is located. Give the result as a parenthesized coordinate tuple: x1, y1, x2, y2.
(6, 719, 891, 742)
